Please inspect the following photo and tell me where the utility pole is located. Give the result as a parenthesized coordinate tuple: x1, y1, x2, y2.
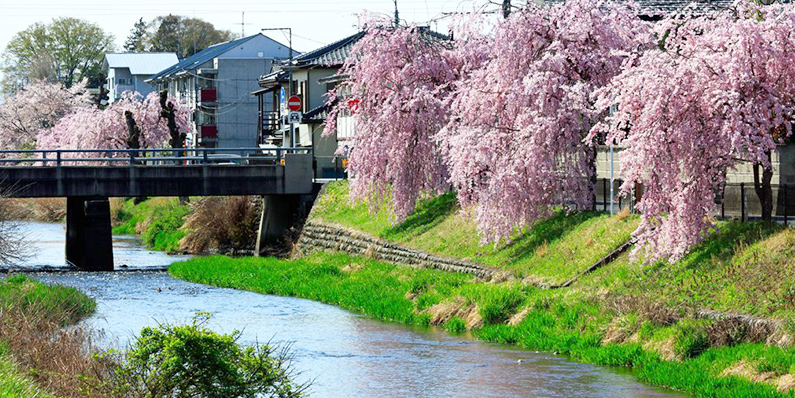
(261, 27, 294, 147)
(236, 12, 252, 37)
(393, 0, 400, 25)
(502, 0, 511, 18)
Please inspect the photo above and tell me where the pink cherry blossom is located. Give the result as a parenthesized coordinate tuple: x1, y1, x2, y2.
(324, 18, 456, 220)
(37, 91, 190, 161)
(592, 1, 795, 261)
(0, 80, 91, 149)
(443, 0, 652, 242)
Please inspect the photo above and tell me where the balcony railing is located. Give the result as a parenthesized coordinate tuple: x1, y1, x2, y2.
(261, 111, 280, 132)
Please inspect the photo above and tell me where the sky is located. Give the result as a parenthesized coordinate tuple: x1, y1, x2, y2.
(0, 0, 497, 62)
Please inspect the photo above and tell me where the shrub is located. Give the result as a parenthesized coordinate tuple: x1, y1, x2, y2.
(141, 202, 189, 252)
(179, 196, 261, 253)
(113, 314, 307, 398)
(673, 320, 710, 359)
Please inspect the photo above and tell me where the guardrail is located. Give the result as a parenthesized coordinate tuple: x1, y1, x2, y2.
(0, 147, 313, 167)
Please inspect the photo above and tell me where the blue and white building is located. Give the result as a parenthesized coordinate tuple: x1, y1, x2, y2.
(102, 53, 178, 103)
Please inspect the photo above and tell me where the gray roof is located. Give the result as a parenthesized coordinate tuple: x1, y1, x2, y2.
(291, 27, 449, 69)
(148, 35, 257, 82)
(103, 53, 178, 75)
(634, 0, 733, 16)
(292, 32, 365, 68)
(148, 33, 297, 82)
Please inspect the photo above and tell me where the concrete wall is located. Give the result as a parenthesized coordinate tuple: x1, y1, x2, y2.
(217, 34, 292, 60)
(216, 58, 275, 148)
(306, 68, 337, 110)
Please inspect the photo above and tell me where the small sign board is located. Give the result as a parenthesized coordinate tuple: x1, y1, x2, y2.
(347, 99, 360, 114)
(288, 95, 302, 112)
(288, 111, 302, 124)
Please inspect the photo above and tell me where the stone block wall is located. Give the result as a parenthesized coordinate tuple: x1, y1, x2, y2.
(297, 221, 498, 278)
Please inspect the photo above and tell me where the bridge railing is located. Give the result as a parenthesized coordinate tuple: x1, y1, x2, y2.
(0, 147, 313, 167)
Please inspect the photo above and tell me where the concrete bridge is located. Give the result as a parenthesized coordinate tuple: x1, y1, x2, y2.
(0, 148, 316, 271)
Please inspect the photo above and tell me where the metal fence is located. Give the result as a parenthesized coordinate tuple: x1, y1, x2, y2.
(595, 178, 794, 225)
(0, 147, 313, 167)
(313, 156, 348, 180)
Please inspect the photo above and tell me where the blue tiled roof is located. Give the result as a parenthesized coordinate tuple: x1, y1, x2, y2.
(291, 27, 448, 69)
(293, 32, 365, 68)
(147, 34, 259, 82)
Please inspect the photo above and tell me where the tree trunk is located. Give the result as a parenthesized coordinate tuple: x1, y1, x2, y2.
(753, 151, 774, 222)
(158, 90, 189, 205)
(124, 110, 141, 151)
(125, 110, 147, 203)
(586, 146, 597, 211)
(159, 90, 184, 149)
(95, 72, 109, 109)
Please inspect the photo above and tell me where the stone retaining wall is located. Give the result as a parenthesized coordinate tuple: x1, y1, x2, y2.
(297, 221, 499, 278)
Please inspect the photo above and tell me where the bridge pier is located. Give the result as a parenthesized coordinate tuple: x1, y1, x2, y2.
(66, 197, 114, 271)
(255, 193, 317, 256)
(255, 195, 299, 256)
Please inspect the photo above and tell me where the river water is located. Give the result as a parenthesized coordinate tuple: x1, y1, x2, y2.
(8, 222, 683, 398)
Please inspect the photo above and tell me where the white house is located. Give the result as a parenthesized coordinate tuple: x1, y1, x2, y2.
(102, 53, 178, 103)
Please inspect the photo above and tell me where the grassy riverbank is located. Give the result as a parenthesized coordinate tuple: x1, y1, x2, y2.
(170, 253, 794, 397)
(0, 275, 96, 397)
(311, 182, 639, 284)
(112, 197, 189, 252)
(169, 181, 795, 397)
(112, 196, 260, 254)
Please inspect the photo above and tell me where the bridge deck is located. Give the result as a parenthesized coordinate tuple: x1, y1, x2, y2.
(0, 150, 314, 198)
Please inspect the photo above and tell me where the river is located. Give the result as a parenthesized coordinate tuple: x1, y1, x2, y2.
(9, 222, 683, 398)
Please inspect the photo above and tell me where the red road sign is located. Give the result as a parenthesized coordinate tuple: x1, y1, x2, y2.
(347, 99, 360, 114)
(287, 95, 302, 112)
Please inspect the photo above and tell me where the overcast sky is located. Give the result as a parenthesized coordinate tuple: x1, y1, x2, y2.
(0, 0, 496, 65)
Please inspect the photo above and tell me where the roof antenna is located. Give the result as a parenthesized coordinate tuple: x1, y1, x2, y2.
(393, 0, 400, 26)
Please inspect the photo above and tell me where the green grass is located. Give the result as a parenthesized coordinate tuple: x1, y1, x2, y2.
(0, 275, 95, 325)
(600, 222, 795, 318)
(113, 197, 189, 252)
(170, 253, 795, 398)
(0, 343, 50, 398)
(311, 181, 638, 284)
(0, 275, 96, 397)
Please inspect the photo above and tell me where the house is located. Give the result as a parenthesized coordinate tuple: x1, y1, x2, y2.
(147, 34, 296, 148)
(102, 53, 178, 103)
(253, 31, 363, 179)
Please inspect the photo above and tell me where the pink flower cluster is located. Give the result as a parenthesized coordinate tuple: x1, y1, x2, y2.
(36, 91, 191, 160)
(0, 80, 91, 150)
(593, 2, 795, 261)
(324, 18, 455, 220)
